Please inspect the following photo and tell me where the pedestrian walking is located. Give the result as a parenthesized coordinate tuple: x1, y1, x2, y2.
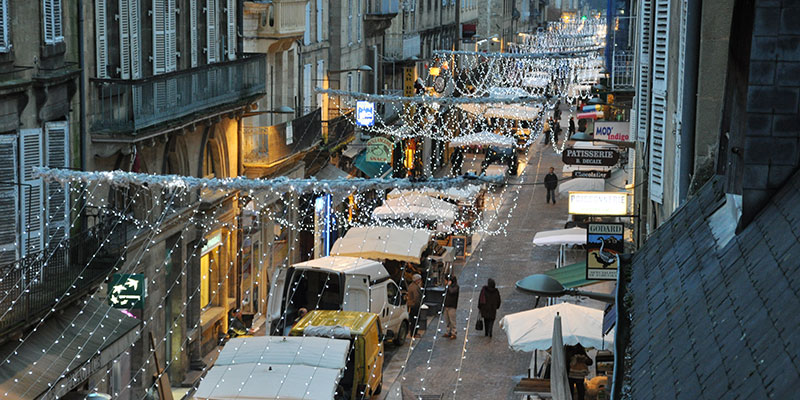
(543, 118, 551, 145)
(443, 275, 459, 339)
(553, 123, 561, 143)
(407, 274, 423, 338)
(544, 167, 558, 204)
(477, 278, 501, 338)
(568, 117, 576, 138)
(450, 147, 464, 176)
(566, 344, 593, 400)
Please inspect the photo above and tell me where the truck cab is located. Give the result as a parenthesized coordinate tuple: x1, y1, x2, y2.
(267, 256, 410, 345)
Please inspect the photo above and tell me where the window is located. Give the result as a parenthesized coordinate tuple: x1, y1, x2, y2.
(19, 129, 44, 256)
(0, 0, 10, 52)
(387, 282, 400, 305)
(347, 0, 353, 43)
(316, 60, 324, 109)
(357, 0, 362, 42)
(0, 135, 18, 264)
(42, 0, 63, 44)
(118, 0, 142, 79)
(304, 1, 311, 45)
(95, 0, 108, 77)
(153, 0, 176, 75)
(190, 0, 198, 67)
(303, 64, 312, 113)
(206, 0, 219, 63)
(315, 0, 323, 42)
(45, 122, 69, 249)
(226, 0, 235, 60)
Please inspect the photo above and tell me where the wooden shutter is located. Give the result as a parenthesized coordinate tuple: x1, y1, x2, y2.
(45, 121, 69, 249)
(357, 0, 362, 42)
(316, 0, 322, 42)
(129, 0, 142, 78)
(0, 135, 18, 264)
(19, 129, 44, 256)
(43, 0, 63, 44)
(95, 0, 108, 77)
(347, 0, 352, 43)
(634, 0, 652, 144)
(226, 0, 235, 60)
(303, 64, 312, 113)
(303, 2, 311, 45)
(167, 0, 176, 71)
(119, 0, 131, 78)
(153, 0, 167, 75)
(190, 0, 198, 67)
(316, 59, 324, 109)
(0, 0, 10, 52)
(648, 0, 669, 204)
(651, 0, 669, 93)
(206, 0, 218, 63)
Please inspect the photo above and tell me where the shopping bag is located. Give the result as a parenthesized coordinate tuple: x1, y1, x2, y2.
(475, 318, 484, 331)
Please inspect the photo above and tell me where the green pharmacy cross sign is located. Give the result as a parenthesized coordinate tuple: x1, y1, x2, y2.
(107, 274, 146, 309)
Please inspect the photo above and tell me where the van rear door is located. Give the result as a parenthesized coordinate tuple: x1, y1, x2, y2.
(267, 267, 289, 334)
(343, 274, 370, 312)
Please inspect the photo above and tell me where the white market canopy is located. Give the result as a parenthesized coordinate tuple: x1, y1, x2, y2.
(330, 226, 433, 263)
(500, 302, 614, 352)
(457, 104, 542, 122)
(194, 336, 350, 400)
(532, 227, 587, 246)
(386, 185, 483, 204)
(558, 177, 605, 195)
(373, 193, 458, 226)
(448, 131, 516, 148)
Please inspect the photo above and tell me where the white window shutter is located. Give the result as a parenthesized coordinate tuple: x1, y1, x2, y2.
(45, 121, 69, 249)
(303, 64, 312, 113)
(119, 0, 131, 78)
(153, 0, 167, 75)
(357, 0, 362, 42)
(652, 0, 670, 93)
(42, 0, 63, 44)
(19, 129, 44, 256)
(167, 0, 177, 71)
(316, 0, 322, 42)
(634, 0, 652, 145)
(190, 0, 198, 67)
(347, 0, 352, 43)
(649, 93, 666, 203)
(303, 2, 311, 45)
(129, 0, 142, 78)
(206, 0, 218, 63)
(0, 0, 8, 52)
(0, 135, 18, 264)
(95, 0, 108, 77)
(226, 0, 235, 60)
(316, 59, 324, 108)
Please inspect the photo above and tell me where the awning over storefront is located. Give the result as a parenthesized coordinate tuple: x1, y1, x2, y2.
(542, 262, 599, 289)
(0, 299, 140, 400)
(354, 151, 392, 178)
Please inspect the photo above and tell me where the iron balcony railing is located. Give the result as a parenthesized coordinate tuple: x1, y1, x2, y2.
(90, 55, 267, 134)
(611, 52, 635, 90)
(0, 219, 129, 340)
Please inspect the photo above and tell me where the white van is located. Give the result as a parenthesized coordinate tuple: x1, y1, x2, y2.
(267, 256, 411, 345)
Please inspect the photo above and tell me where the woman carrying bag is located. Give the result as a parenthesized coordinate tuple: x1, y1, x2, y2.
(477, 278, 501, 338)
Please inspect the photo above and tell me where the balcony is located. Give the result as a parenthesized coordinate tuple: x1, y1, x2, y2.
(610, 52, 634, 91)
(243, 109, 322, 176)
(89, 55, 266, 136)
(365, 0, 398, 36)
(243, 0, 307, 53)
(0, 219, 129, 341)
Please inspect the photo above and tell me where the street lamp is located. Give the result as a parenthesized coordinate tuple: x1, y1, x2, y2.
(516, 274, 616, 303)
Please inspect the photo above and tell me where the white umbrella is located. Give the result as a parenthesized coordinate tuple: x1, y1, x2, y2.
(550, 313, 572, 400)
(532, 227, 587, 246)
(499, 302, 613, 352)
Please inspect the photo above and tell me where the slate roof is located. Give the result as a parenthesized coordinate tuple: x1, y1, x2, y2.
(626, 171, 800, 399)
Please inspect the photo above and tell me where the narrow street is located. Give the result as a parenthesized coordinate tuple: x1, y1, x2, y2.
(380, 137, 579, 399)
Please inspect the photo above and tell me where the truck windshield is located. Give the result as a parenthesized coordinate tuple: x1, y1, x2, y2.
(283, 269, 343, 324)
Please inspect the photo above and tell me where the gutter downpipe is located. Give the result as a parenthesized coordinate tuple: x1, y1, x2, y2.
(680, 0, 702, 200)
(77, 0, 86, 171)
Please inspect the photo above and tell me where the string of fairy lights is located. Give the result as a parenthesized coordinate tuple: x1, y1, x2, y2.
(0, 17, 606, 399)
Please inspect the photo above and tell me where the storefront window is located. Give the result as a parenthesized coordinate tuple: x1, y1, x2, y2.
(201, 231, 223, 309)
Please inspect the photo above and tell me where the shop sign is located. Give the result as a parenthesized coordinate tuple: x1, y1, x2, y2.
(108, 274, 146, 309)
(568, 191, 628, 215)
(356, 101, 375, 127)
(586, 223, 624, 280)
(366, 137, 393, 163)
(572, 170, 611, 179)
(404, 67, 415, 97)
(594, 121, 632, 142)
(562, 147, 620, 166)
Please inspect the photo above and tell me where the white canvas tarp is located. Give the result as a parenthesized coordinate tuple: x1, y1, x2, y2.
(500, 302, 614, 352)
(532, 227, 587, 246)
(448, 131, 516, 148)
(194, 336, 350, 400)
(373, 193, 457, 226)
(330, 226, 433, 263)
(386, 185, 483, 205)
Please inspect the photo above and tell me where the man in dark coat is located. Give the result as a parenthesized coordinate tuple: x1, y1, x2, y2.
(568, 117, 576, 138)
(544, 167, 558, 204)
(477, 278, 502, 337)
(443, 275, 460, 339)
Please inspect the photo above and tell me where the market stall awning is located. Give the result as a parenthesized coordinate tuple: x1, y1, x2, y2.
(541, 262, 599, 289)
(330, 226, 432, 263)
(532, 227, 587, 246)
(448, 131, 516, 148)
(0, 299, 140, 400)
(386, 185, 484, 204)
(354, 150, 391, 178)
(194, 336, 349, 400)
(500, 302, 614, 352)
(373, 193, 457, 226)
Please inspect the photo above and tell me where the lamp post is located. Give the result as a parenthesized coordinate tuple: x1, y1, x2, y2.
(516, 273, 616, 303)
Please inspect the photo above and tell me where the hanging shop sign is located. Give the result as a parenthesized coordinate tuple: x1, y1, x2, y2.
(586, 223, 624, 280)
(568, 191, 628, 216)
(572, 170, 611, 179)
(366, 137, 393, 163)
(356, 101, 375, 127)
(562, 147, 620, 166)
(593, 121, 632, 142)
(404, 67, 415, 97)
(108, 274, 146, 309)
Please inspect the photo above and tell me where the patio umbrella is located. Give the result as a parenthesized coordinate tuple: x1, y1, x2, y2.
(499, 302, 613, 352)
(550, 313, 572, 400)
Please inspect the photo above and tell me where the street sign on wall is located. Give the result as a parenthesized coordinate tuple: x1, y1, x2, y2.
(562, 147, 620, 166)
(568, 191, 628, 215)
(404, 67, 415, 97)
(586, 223, 624, 280)
(356, 101, 375, 127)
(366, 137, 393, 163)
(108, 274, 146, 309)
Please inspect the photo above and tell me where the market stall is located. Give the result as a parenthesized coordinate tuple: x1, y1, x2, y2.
(372, 192, 458, 232)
